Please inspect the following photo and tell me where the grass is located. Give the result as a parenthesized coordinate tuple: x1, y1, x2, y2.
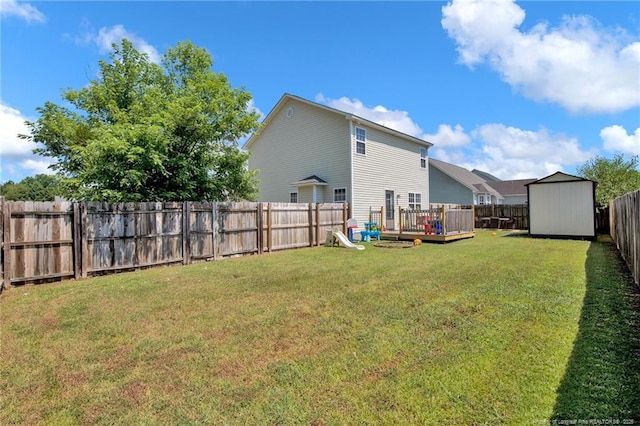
(0, 230, 638, 425)
(552, 237, 640, 421)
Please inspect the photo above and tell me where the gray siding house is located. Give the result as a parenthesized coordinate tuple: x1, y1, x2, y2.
(244, 94, 433, 230)
(429, 158, 502, 205)
(486, 179, 537, 204)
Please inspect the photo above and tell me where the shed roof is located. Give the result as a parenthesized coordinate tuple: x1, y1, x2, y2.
(526, 171, 596, 185)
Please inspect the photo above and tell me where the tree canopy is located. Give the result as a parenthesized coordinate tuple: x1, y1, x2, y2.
(577, 154, 640, 206)
(21, 39, 260, 201)
(0, 174, 65, 201)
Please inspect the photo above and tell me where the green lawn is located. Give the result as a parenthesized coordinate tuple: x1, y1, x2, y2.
(1, 230, 638, 425)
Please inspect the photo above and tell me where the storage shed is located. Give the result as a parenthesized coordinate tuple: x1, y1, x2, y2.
(526, 172, 597, 239)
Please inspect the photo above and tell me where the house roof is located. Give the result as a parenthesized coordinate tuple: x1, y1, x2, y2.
(486, 179, 537, 196)
(473, 183, 498, 194)
(290, 175, 328, 186)
(429, 158, 503, 200)
(472, 169, 501, 182)
(243, 93, 434, 150)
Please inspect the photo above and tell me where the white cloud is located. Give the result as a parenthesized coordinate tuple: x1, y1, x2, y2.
(247, 99, 264, 120)
(0, 0, 45, 23)
(430, 148, 469, 166)
(430, 122, 596, 179)
(95, 25, 160, 64)
(423, 124, 471, 147)
(481, 124, 591, 165)
(0, 102, 54, 181)
(472, 124, 595, 178)
(442, 0, 640, 114)
(315, 93, 425, 139)
(600, 125, 640, 156)
(20, 158, 54, 175)
(0, 102, 36, 156)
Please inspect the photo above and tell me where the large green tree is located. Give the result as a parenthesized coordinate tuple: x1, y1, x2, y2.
(0, 174, 66, 201)
(577, 154, 640, 206)
(21, 39, 260, 201)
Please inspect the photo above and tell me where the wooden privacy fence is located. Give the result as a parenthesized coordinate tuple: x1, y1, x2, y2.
(0, 200, 348, 289)
(471, 204, 529, 229)
(610, 189, 639, 285)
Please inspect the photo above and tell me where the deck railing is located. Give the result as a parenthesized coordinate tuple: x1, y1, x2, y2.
(400, 207, 445, 234)
(441, 207, 475, 235)
(369, 208, 383, 230)
(401, 206, 473, 235)
(369, 205, 474, 236)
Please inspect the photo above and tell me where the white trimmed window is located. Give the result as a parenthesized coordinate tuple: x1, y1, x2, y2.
(408, 192, 422, 210)
(290, 191, 298, 203)
(334, 187, 347, 203)
(478, 194, 485, 205)
(420, 148, 427, 169)
(355, 127, 366, 155)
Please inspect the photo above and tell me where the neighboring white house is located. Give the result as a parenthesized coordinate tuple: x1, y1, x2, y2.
(244, 93, 433, 230)
(526, 171, 597, 239)
(429, 158, 503, 205)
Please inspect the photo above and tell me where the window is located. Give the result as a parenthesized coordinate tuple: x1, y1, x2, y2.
(478, 194, 485, 205)
(408, 192, 422, 210)
(334, 187, 347, 203)
(355, 127, 366, 155)
(290, 191, 298, 203)
(420, 148, 427, 169)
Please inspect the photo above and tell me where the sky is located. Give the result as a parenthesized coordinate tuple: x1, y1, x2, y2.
(1, 0, 639, 184)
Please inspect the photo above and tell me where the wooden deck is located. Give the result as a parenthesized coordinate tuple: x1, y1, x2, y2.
(379, 230, 475, 243)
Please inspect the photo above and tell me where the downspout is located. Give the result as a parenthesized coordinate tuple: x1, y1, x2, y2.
(348, 117, 354, 219)
(425, 148, 430, 208)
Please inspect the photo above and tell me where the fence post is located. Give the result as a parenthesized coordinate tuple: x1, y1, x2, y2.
(182, 201, 191, 265)
(72, 202, 82, 280)
(472, 205, 476, 231)
(609, 199, 615, 241)
(0, 197, 3, 289)
(257, 202, 263, 254)
(1, 198, 8, 290)
(399, 206, 403, 236)
(212, 202, 219, 260)
(80, 203, 89, 278)
(442, 205, 447, 235)
(342, 203, 348, 235)
(266, 203, 272, 253)
(308, 203, 314, 247)
(315, 203, 320, 246)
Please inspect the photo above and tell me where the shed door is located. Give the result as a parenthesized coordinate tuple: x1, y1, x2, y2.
(385, 190, 395, 230)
